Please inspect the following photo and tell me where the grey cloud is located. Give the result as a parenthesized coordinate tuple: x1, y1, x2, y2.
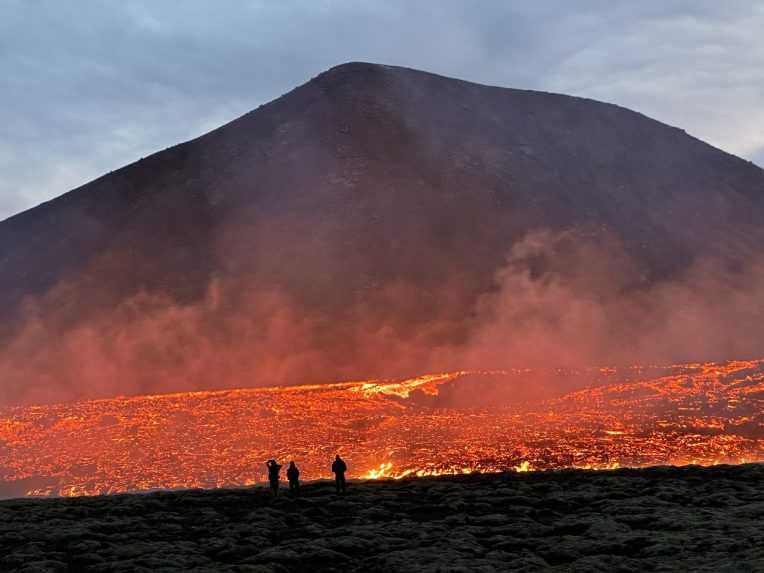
(1, 0, 762, 220)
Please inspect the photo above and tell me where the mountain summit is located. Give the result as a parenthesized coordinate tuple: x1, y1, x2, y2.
(2, 62, 764, 404)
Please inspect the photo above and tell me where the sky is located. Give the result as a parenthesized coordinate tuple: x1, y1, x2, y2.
(1, 0, 763, 222)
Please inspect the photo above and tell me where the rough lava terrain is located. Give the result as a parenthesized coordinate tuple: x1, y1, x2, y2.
(2, 464, 763, 572)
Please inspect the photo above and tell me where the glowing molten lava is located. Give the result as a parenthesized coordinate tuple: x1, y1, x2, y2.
(0, 360, 763, 497)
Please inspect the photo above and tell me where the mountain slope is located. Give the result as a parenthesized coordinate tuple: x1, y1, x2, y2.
(1, 62, 763, 403)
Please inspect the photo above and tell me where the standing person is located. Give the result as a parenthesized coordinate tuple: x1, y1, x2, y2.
(286, 461, 300, 497)
(331, 454, 347, 494)
(265, 459, 282, 497)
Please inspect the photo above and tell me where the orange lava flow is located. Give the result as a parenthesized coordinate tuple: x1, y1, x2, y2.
(0, 361, 763, 498)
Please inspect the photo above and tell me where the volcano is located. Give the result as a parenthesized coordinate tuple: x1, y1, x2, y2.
(1, 62, 764, 404)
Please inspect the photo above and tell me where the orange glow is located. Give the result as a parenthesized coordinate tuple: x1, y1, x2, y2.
(0, 359, 762, 497)
(514, 461, 532, 472)
(352, 372, 468, 398)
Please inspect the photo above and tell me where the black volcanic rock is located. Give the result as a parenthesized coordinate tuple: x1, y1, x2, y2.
(1, 62, 763, 401)
(2, 465, 764, 571)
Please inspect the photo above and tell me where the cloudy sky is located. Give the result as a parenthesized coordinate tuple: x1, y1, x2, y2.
(1, 0, 763, 221)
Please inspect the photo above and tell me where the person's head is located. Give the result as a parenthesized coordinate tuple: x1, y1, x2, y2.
(289, 461, 295, 467)
(335, 454, 341, 460)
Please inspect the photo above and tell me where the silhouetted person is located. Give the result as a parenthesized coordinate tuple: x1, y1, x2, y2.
(331, 454, 347, 494)
(287, 461, 300, 497)
(266, 459, 282, 497)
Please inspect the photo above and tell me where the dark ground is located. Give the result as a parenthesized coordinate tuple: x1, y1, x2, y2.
(1, 465, 764, 572)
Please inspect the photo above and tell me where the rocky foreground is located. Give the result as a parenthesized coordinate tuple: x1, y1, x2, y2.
(2, 465, 764, 572)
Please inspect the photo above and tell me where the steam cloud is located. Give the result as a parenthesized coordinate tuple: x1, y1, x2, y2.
(1, 227, 763, 406)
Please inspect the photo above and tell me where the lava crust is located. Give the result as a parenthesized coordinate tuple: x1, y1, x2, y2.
(2, 464, 764, 572)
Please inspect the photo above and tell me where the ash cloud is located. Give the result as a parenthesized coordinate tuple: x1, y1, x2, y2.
(459, 229, 764, 370)
(1, 226, 763, 406)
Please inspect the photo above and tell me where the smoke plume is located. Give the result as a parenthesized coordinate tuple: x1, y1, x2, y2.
(1, 226, 763, 406)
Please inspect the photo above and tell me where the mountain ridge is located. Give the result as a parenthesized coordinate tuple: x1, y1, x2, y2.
(7, 62, 761, 224)
(1, 61, 764, 404)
